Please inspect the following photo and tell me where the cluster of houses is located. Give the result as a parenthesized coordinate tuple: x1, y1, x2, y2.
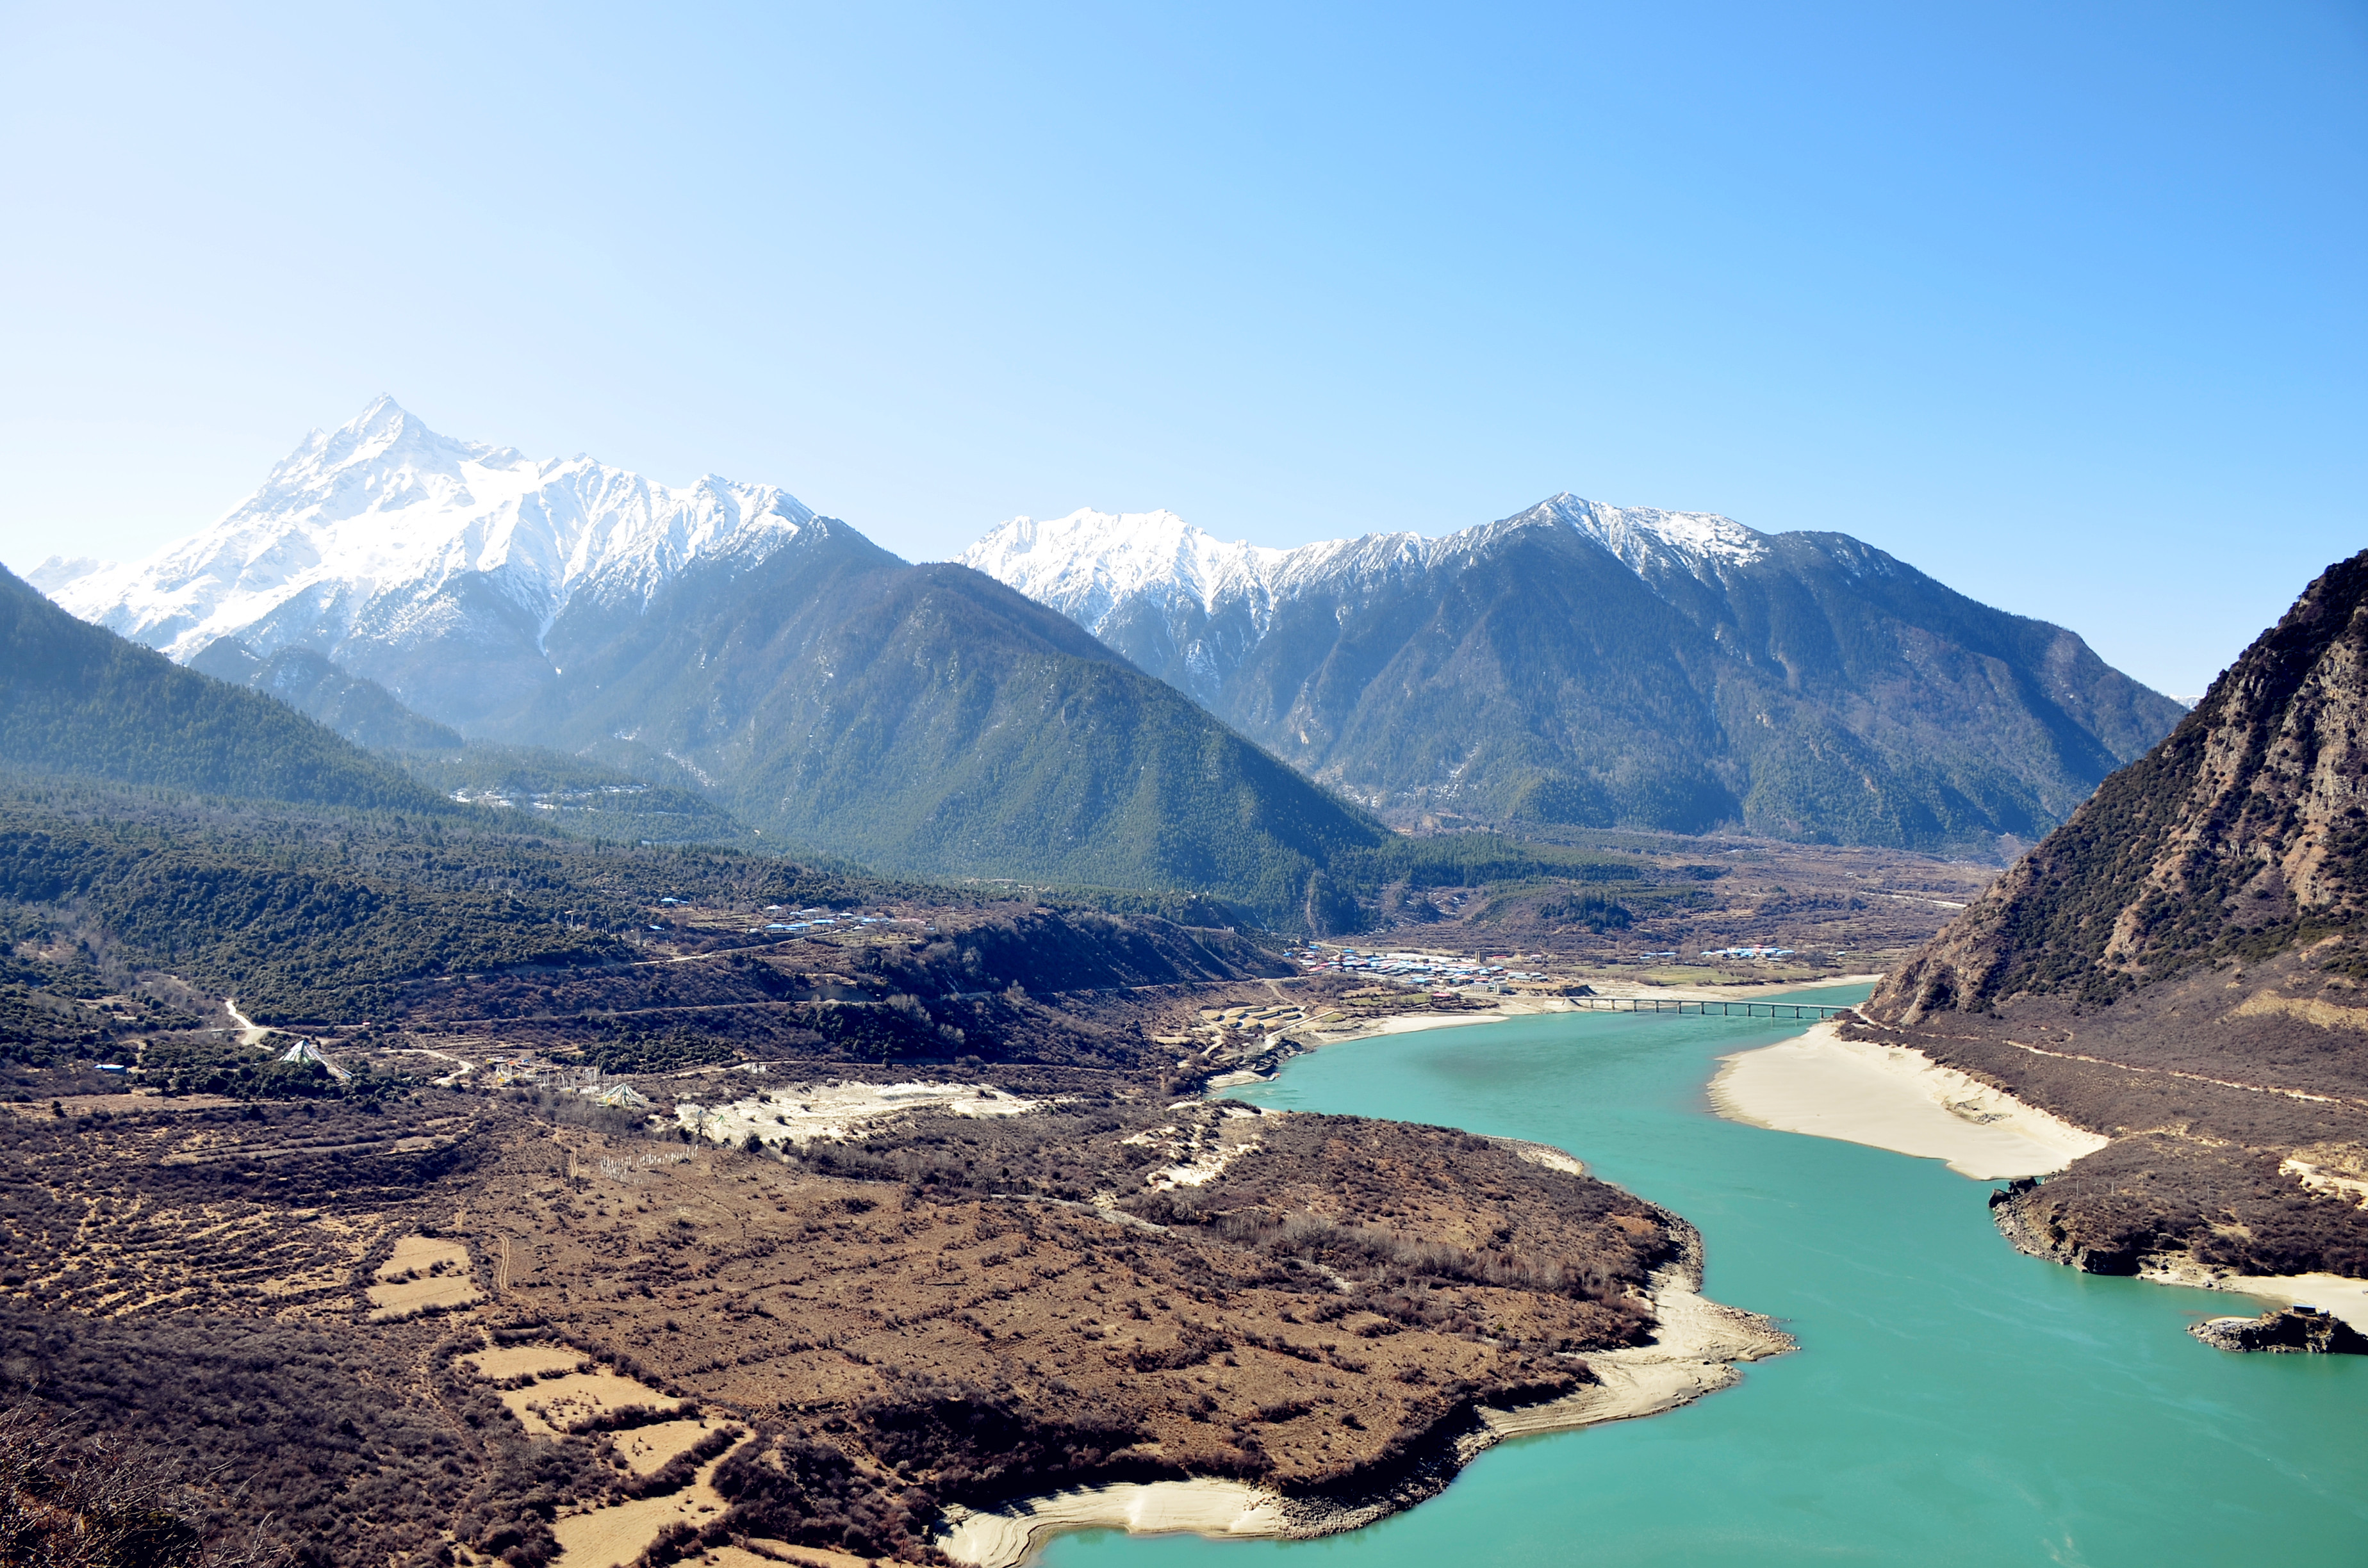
(736, 906, 924, 936)
(641, 900, 932, 939)
(1700, 945, 1797, 961)
(1292, 947, 1552, 984)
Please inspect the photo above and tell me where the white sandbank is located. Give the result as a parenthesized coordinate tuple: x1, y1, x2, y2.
(1205, 1009, 1519, 1085)
(936, 1480, 1299, 1567)
(935, 1242, 1788, 1567)
(1363, 1011, 1515, 1035)
(1708, 1021, 2108, 1179)
(1294, 974, 1889, 1054)
(1712, 1027, 2368, 1332)
(675, 1079, 1037, 1149)
(1470, 1247, 1792, 1441)
(2138, 1258, 2368, 1335)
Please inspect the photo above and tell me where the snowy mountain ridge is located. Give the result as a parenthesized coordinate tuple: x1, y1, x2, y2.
(47, 396, 816, 664)
(958, 493, 1769, 641)
(958, 508, 1290, 627)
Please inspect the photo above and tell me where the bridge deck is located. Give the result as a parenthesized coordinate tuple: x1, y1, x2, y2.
(1567, 997, 1858, 1021)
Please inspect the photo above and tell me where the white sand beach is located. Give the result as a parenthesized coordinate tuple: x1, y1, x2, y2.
(1470, 1243, 1793, 1442)
(1363, 1011, 1515, 1034)
(1713, 1027, 2368, 1334)
(1708, 1021, 2107, 1179)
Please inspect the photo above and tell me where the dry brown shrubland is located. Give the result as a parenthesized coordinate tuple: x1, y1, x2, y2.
(0, 1081, 1679, 1564)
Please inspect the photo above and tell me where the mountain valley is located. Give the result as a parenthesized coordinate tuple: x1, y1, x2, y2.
(34, 406, 1404, 921)
(0, 541, 1823, 1565)
(8, 400, 2355, 1567)
(33, 402, 2190, 918)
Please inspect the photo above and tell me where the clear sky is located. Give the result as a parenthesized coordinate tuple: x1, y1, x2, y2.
(3, 1, 2360, 696)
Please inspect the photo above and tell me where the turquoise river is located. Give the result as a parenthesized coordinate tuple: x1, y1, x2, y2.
(1042, 984, 2367, 1567)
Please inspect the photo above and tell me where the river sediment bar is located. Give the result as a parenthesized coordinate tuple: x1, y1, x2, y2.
(1707, 1021, 2107, 1179)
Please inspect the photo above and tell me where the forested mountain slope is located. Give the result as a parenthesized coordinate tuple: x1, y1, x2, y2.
(1859, 550, 2368, 1280)
(189, 638, 464, 751)
(495, 521, 1390, 919)
(964, 498, 2184, 851)
(0, 564, 445, 812)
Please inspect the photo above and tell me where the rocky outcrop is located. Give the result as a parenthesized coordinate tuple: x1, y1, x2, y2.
(1852, 552, 2368, 1309)
(2188, 1305, 2368, 1355)
(1871, 548, 2368, 1022)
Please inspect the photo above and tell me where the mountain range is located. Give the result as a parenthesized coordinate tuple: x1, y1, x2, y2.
(31, 402, 1389, 917)
(31, 398, 2184, 909)
(962, 501, 2187, 851)
(507, 518, 1391, 913)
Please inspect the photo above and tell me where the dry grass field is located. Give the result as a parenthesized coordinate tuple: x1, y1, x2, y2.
(370, 1234, 484, 1318)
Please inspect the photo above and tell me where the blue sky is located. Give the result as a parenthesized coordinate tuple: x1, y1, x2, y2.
(2, 1, 2360, 696)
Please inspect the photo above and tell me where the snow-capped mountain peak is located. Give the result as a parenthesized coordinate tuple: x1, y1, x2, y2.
(52, 399, 816, 666)
(962, 508, 1287, 630)
(1520, 492, 1768, 573)
(957, 493, 1776, 706)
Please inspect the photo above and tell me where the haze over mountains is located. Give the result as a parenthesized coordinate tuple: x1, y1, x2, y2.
(964, 501, 2187, 853)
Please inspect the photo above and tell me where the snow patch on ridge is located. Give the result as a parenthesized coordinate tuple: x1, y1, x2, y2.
(22, 555, 110, 594)
(1520, 493, 1768, 572)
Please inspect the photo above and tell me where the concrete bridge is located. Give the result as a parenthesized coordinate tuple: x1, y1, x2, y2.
(1568, 996, 1859, 1022)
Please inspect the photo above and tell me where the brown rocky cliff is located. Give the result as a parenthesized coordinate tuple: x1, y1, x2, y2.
(1872, 548, 2368, 1024)
(1846, 551, 2368, 1293)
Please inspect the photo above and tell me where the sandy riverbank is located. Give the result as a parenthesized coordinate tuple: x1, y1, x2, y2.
(1203, 1008, 1524, 1086)
(2137, 1257, 2368, 1335)
(1303, 972, 1887, 1047)
(935, 1233, 1788, 1567)
(1470, 1235, 1793, 1440)
(1714, 1027, 2368, 1337)
(1707, 1021, 2108, 1179)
